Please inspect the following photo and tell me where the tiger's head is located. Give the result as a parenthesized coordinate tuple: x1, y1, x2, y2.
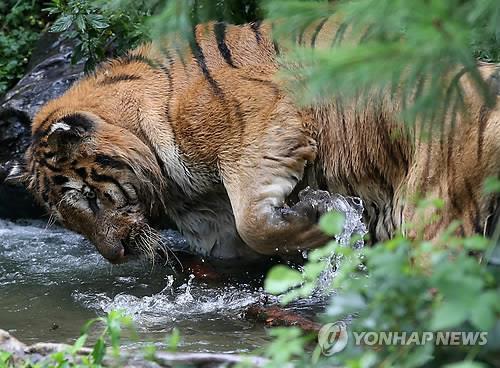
(16, 109, 166, 264)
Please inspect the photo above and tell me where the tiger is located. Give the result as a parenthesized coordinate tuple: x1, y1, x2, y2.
(7, 19, 500, 264)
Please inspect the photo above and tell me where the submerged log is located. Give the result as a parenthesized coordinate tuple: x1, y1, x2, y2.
(245, 304, 322, 333)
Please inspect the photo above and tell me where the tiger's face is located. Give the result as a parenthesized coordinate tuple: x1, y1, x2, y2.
(23, 111, 165, 264)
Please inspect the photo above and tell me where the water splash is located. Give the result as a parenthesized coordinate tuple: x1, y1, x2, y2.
(297, 188, 367, 293)
(72, 280, 262, 329)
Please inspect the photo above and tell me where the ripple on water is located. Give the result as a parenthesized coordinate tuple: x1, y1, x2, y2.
(0, 220, 271, 352)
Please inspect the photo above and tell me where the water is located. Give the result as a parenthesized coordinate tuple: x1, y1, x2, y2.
(0, 220, 270, 353)
(0, 192, 366, 353)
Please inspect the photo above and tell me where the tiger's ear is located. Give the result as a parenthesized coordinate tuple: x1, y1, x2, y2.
(47, 122, 84, 148)
(45, 113, 94, 151)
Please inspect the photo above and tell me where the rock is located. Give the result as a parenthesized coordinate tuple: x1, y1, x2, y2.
(153, 352, 270, 367)
(0, 329, 270, 368)
(0, 32, 84, 219)
(0, 329, 26, 356)
(0, 329, 27, 367)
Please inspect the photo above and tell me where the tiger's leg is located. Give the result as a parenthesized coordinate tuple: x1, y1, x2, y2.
(220, 103, 330, 255)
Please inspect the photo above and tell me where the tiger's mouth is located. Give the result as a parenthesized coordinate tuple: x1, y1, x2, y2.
(102, 224, 169, 265)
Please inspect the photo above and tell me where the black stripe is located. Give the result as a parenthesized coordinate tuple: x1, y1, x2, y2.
(273, 40, 280, 55)
(359, 24, 374, 43)
(214, 22, 236, 68)
(90, 168, 130, 201)
(95, 154, 128, 170)
(270, 22, 281, 55)
(477, 104, 489, 161)
(75, 167, 88, 179)
(421, 119, 433, 192)
(241, 76, 281, 96)
(44, 151, 56, 159)
(446, 97, 461, 214)
(190, 28, 246, 158)
(137, 125, 169, 181)
(52, 175, 69, 185)
(486, 196, 499, 237)
(250, 21, 262, 44)
(87, 195, 99, 214)
(158, 46, 175, 122)
(332, 22, 348, 47)
(190, 31, 224, 98)
(297, 25, 307, 46)
(42, 174, 50, 203)
(61, 113, 94, 132)
(263, 155, 281, 162)
(38, 158, 62, 172)
(311, 18, 328, 48)
(464, 178, 482, 233)
(103, 192, 115, 204)
(119, 54, 158, 69)
(98, 74, 141, 85)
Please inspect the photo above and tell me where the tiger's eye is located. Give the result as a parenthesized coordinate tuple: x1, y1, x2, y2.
(84, 189, 96, 199)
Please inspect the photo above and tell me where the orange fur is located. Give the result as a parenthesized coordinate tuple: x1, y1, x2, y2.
(24, 20, 500, 263)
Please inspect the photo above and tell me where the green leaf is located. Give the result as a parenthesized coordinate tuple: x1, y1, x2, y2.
(86, 14, 110, 30)
(308, 241, 338, 261)
(326, 292, 366, 318)
(49, 15, 74, 33)
(463, 236, 490, 251)
(74, 14, 86, 33)
(0, 351, 11, 364)
(483, 176, 500, 194)
(71, 333, 87, 353)
(92, 338, 106, 364)
(443, 362, 487, 368)
(81, 317, 101, 335)
(167, 328, 181, 352)
(108, 320, 121, 355)
(431, 301, 468, 330)
(319, 211, 345, 236)
(302, 261, 326, 280)
(470, 291, 498, 331)
(264, 265, 303, 295)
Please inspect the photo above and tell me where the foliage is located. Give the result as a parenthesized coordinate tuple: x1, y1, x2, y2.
(43, 0, 262, 71)
(264, 196, 500, 367)
(44, 0, 154, 71)
(0, 311, 132, 368)
(144, 0, 262, 41)
(0, 0, 46, 96)
(265, 0, 500, 127)
(0, 311, 182, 368)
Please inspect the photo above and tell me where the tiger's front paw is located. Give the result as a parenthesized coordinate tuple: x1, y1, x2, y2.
(283, 187, 334, 224)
